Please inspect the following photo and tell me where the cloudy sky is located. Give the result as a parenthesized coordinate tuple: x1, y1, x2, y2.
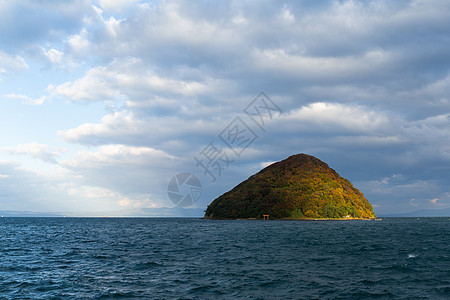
(1, 0, 449, 216)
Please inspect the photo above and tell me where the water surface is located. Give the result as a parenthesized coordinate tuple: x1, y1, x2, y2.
(0, 217, 449, 299)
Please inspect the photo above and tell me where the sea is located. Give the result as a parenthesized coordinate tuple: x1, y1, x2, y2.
(0, 217, 449, 299)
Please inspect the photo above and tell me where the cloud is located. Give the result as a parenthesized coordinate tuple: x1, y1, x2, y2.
(60, 144, 179, 207)
(429, 197, 447, 207)
(0, 159, 153, 212)
(97, 0, 142, 14)
(260, 161, 276, 168)
(58, 108, 229, 150)
(60, 112, 147, 144)
(0, 0, 95, 51)
(0, 51, 28, 79)
(27, 0, 450, 116)
(4, 143, 65, 164)
(64, 144, 174, 168)
(430, 198, 439, 205)
(41, 47, 64, 66)
(283, 102, 389, 132)
(409, 198, 418, 207)
(2, 0, 450, 215)
(44, 57, 227, 106)
(66, 29, 90, 57)
(0, 161, 67, 211)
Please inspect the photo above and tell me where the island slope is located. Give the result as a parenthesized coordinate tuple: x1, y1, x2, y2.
(204, 154, 375, 219)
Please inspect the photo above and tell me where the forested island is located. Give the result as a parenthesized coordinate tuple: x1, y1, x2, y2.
(204, 154, 375, 220)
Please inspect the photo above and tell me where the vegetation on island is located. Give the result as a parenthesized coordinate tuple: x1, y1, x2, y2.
(204, 154, 375, 220)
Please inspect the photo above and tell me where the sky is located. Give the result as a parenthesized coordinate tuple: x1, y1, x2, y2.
(0, 0, 450, 216)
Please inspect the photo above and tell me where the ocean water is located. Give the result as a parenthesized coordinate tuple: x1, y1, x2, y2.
(0, 218, 449, 299)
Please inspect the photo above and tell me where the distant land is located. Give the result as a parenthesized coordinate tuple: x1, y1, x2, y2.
(0, 207, 205, 218)
(380, 208, 450, 217)
(205, 154, 376, 220)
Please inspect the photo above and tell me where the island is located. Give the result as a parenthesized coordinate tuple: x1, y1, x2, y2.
(204, 154, 375, 220)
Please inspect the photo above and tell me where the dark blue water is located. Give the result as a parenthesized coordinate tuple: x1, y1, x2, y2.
(0, 218, 449, 299)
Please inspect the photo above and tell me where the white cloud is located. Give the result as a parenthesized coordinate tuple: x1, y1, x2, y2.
(67, 29, 90, 55)
(65, 184, 153, 208)
(0, 159, 154, 212)
(46, 58, 218, 103)
(42, 47, 64, 64)
(279, 5, 295, 25)
(59, 144, 179, 208)
(64, 144, 174, 168)
(251, 48, 393, 81)
(283, 102, 389, 132)
(260, 161, 276, 168)
(0, 51, 28, 79)
(97, 0, 141, 14)
(0, 161, 70, 211)
(59, 111, 148, 144)
(58, 109, 226, 148)
(4, 143, 65, 163)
